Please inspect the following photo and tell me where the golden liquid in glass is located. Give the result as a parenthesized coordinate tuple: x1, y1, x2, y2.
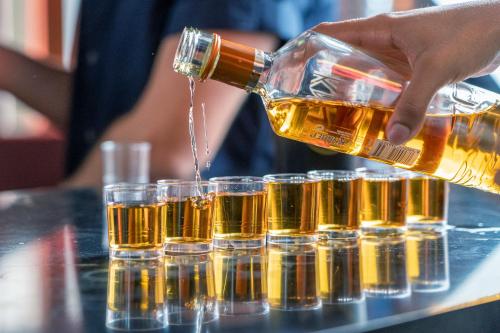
(165, 196, 213, 244)
(408, 177, 448, 223)
(107, 203, 165, 250)
(266, 182, 318, 236)
(316, 178, 362, 231)
(213, 192, 267, 240)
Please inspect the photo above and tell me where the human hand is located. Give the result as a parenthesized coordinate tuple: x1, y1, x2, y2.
(314, 1, 500, 145)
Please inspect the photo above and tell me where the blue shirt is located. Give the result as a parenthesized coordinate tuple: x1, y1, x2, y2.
(66, 0, 336, 176)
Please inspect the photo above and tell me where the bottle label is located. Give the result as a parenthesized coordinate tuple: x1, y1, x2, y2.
(307, 124, 354, 149)
(368, 139, 420, 166)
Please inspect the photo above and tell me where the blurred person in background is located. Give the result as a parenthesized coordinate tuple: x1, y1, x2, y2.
(0, 0, 340, 187)
(314, 0, 500, 183)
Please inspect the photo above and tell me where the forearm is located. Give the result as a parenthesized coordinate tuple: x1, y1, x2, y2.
(0, 47, 72, 129)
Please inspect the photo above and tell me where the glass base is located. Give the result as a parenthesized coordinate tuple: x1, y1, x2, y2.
(321, 295, 365, 304)
(318, 230, 359, 240)
(364, 287, 411, 298)
(360, 226, 406, 236)
(411, 280, 449, 293)
(109, 248, 162, 260)
(164, 242, 212, 254)
(213, 237, 265, 249)
(269, 299, 322, 311)
(218, 300, 269, 316)
(106, 309, 167, 331)
(166, 306, 218, 325)
(267, 234, 318, 245)
(407, 220, 447, 229)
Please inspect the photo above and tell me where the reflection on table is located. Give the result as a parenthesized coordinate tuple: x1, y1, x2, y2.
(104, 228, 450, 330)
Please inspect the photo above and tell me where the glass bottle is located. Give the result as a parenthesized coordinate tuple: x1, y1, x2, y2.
(173, 27, 499, 194)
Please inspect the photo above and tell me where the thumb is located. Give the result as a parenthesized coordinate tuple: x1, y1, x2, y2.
(387, 58, 447, 145)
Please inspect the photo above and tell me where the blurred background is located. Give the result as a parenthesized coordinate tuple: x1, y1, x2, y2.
(0, 0, 497, 191)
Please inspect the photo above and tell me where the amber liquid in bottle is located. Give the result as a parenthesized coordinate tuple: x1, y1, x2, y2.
(266, 98, 499, 194)
(107, 203, 165, 250)
(213, 192, 267, 240)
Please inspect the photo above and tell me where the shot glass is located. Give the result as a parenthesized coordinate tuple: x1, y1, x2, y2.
(263, 173, 319, 245)
(210, 176, 267, 249)
(164, 253, 218, 325)
(159, 181, 215, 253)
(105, 183, 165, 259)
(267, 244, 321, 311)
(214, 247, 268, 316)
(407, 173, 449, 227)
(106, 258, 167, 330)
(101, 141, 151, 185)
(360, 233, 410, 298)
(317, 237, 363, 304)
(407, 227, 449, 292)
(307, 170, 362, 239)
(356, 167, 410, 235)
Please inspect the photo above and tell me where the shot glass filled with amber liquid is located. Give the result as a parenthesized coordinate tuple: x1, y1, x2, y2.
(214, 247, 268, 316)
(357, 167, 409, 235)
(106, 258, 167, 330)
(105, 183, 165, 259)
(360, 233, 410, 298)
(308, 170, 362, 239)
(267, 244, 321, 310)
(407, 174, 449, 227)
(210, 176, 267, 249)
(407, 227, 449, 292)
(159, 181, 215, 253)
(318, 238, 363, 303)
(263, 174, 319, 245)
(164, 253, 218, 325)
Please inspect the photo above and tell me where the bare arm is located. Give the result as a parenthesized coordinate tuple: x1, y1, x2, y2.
(0, 47, 72, 129)
(65, 31, 278, 186)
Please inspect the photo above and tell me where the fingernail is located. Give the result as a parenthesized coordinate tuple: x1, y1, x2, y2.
(388, 123, 410, 145)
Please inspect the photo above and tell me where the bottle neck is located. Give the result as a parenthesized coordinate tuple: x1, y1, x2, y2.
(202, 36, 272, 93)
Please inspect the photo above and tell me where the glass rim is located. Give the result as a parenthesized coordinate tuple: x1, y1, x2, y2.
(156, 180, 213, 187)
(100, 140, 151, 151)
(307, 170, 361, 181)
(209, 176, 264, 184)
(263, 173, 317, 183)
(157, 178, 188, 184)
(355, 167, 411, 179)
(103, 183, 158, 192)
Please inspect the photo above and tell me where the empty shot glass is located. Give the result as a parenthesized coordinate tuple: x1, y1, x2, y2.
(106, 258, 167, 330)
(214, 247, 268, 316)
(267, 244, 321, 311)
(407, 173, 449, 227)
(407, 227, 450, 292)
(308, 170, 362, 239)
(101, 141, 151, 186)
(263, 174, 319, 245)
(210, 176, 267, 249)
(356, 167, 410, 235)
(159, 181, 215, 253)
(105, 183, 165, 259)
(360, 233, 410, 298)
(164, 253, 218, 325)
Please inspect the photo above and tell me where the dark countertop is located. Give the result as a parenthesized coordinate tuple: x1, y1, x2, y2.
(0, 185, 499, 333)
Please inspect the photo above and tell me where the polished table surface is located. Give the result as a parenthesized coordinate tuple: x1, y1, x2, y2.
(0, 185, 499, 333)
